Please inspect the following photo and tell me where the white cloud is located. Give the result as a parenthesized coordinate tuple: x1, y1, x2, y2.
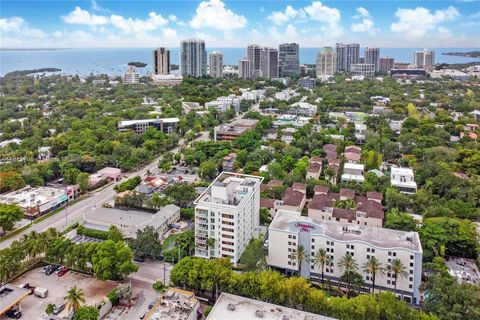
(351, 7, 377, 35)
(168, 14, 177, 22)
(304, 1, 340, 25)
(391, 6, 460, 39)
(470, 11, 480, 18)
(0, 16, 46, 38)
(110, 12, 167, 33)
(62, 7, 109, 25)
(267, 5, 302, 25)
(190, 0, 247, 30)
(354, 7, 370, 18)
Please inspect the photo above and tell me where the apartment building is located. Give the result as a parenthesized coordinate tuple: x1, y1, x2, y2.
(152, 47, 170, 75)
(391, 167, 417, 194)
(351, 63, 375, 77)
(117, 118, 179, 134)
(336, 43, 360, 72)
(180, 38, 207, 77)
(316, 47, 336, 76)
(214, 119, 258, 142)
(194, 172, 263, 263)
(123, 65, 139, 84)
(238, 59, 250, 79)
(278, 43, 300, 77)
(341, 163, 365, 183)
(267, 210, 423, 305)
(209, 51, 223, 78)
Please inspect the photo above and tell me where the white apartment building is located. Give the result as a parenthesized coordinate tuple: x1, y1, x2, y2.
(209, 51, 223, 78)
(194, 172, 263, 263)
(123, 65, 139, 84)
(391, 167, 417, 194)
(267, 210, 423, 305)
(341, 163, 365, 183)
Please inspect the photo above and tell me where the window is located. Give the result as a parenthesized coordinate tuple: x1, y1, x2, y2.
(372, 249, 375, 253)
(288, 261, 291, 265)
(409, 277, 413, 282)
(288, 248, 292, 252)
(351, 245, 355, 250)
(409, 284, 413, 289)
(410, 255, 414, 260)
(409, 270, 413, 274)
(311, 238, 315, 243)
(410, 262, 414, 267)
(367, 255, 370, 259)
(387, 280, 390, 285)
(326, 241, 330, 245)
(311, 245, 315, 249)
(367, 248, 371, 253)
(393, 252, 397, 257)
(388, 259, 392, 263)
(388, 251, 392, 256)
(331, 249, 334, 253)
(346, 244, 350, 249)
(292, 236, 296, 239)
(288, 235, 292, 239)
(288, 242, 292, 246)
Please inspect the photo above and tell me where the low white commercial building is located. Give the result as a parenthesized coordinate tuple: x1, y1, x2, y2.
(149, 288, 199, 320)
(151, 74, 183, 86)
(390, 167, 417, 194)
(267, 210, 423, 305)
(207, 292, 336, 320)
(341, 163, 365, 183)
(194, 172, 263, 263)
(118, 118, 179, 134)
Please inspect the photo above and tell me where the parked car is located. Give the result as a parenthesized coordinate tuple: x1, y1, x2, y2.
(58, 267, 69, 277)
(45, 266, 55, 276)
(148, 302, 155, 309)
(53, 303, 66, 315)
(5, 309, 22, 319)
(34, 287, 49, 298)
(133, 256, 145, 263)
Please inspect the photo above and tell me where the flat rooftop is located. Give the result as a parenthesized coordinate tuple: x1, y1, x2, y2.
(391, 166, 414, 175)
(445, 257, 480, 285)
(147, 288, 198, 320)
(194, 172, 263, 210)
(119, 118, 180, 126)
(270, 210, 422, 252)
(0, 186, 66, 208)
(0, 284, 30, 315)
(207, 292, 336, 320)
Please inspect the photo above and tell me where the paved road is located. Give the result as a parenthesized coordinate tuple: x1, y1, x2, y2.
(0, 131, 211, 250)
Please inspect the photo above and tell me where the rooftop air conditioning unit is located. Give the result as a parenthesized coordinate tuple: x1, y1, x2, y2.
(227, 303, 236, 311)
(255, 310, 264, 318)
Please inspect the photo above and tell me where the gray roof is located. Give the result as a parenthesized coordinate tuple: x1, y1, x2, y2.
(0, 284, 30, 313)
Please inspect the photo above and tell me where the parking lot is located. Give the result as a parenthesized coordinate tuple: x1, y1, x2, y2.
(2, 267, 116, 319)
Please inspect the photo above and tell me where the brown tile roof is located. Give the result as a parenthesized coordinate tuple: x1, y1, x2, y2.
(267, 180, 284, 188)
(283, 188, 305, 207)
(329, 164, 340, 174)
(357, 200, 384, 219)
(310, 156, 324, 163)
(332, 208, 357, 221)
(339, 188, 355, 198)
(323, 144, 337, 158)
(307, 162, 322, 172)
(367, 191, 383, 201)
(292, 183, 307, 191)
(314, 185, 329, 194)
(344, 152, 361, 162)
(308, 194, 336, 209)
(344, 146, 362, 154)
(328, 158, 341, 165)
(260, 198, 276, 209)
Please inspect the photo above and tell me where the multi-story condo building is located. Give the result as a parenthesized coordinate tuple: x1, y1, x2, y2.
(180, 38, 207, 77)
(209, 51, 223, 78)
(414, 49, 435, 68)
(278, 43, 300, 77)
(123, 65, 139, 84)
(238, 58, 250, 79)
(351, 63, 375, 77)
(152, 47, 170, 75)
(247, 44, 262, 78)
(316, 47, 336, 76)
(194, 172, 263, 263)
(390, 166, 417, 194)
(365, 47, 380, 73)
(379, 57, 395, 73)
(336, 43, 360, 72)
(118, 118, 179, 134)
(267, 210, 423, 305)
(260, 47, 279, 78)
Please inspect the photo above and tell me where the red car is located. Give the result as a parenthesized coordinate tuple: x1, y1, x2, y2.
(57, 267, 69, 277)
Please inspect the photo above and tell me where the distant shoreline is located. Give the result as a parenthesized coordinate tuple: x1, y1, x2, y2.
(442, 51, 480, 58)
(0, 48, 69, 51)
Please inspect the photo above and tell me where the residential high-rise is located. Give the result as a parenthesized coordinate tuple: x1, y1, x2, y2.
(379, 57, 395, 73)
(209, 51, 223, 78)
(351, 63, 375, 77)
(336, 43, 360, 72)
(414, 49, 435, 68)
(247, 44, 262, 78)
(260, 47, 279, 78)
(238, 58, 250, 79)
(365, 47, 380, 73)
(123, 65, 139, 84)
(279, 43, 300, 77)
(152, 47, 170, 75)
(316, 47, 336, 76)
(194, 172, 263, 263)
(180, 38, 207, 77)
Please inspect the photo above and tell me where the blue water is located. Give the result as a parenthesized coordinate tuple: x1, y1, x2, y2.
(0, 47, 478, 77)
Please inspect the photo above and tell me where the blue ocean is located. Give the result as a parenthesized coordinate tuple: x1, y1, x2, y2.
(0, 47, 478, 77)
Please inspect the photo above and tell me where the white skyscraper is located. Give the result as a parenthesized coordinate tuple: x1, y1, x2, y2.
(316, 47, 336, 76)
(238, 58, 250, 79)
(365, 47, 380, 73)
(260, 47, 279, 78)
(194, 172, 263, 263)
(414, 49, 435, 68)
(180, 38, 207, 77)
(123, 65, 139, 84)
(209, 51, 223, 78)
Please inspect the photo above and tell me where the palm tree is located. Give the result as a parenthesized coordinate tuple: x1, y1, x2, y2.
(65, 286, 86, 311)
(362, 256, 385, 294)
(311, 248, 331, 284)
(290, 245, 309, 276)
(337, 253, 358, 296)
(389, 258, 408, 297)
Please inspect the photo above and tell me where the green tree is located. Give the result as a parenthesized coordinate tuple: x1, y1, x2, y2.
(76, 172, 89, 194)
(311, 248, 331, 284)
(91, 240, 138, 280)
(73, 306, 99, 320)
(65, 286, 86, 311)
(63, 167, 82, 185)
(152, 280, 166, 293)
(239, 238, 267, 271)
(45, 304, 55, 315)
(389, 258, 409, 296)
(107, 225, 123, 242)
(384, 208, 417, 231)
(337, 253, 359, 297)
(163, 183, 197, 207)
(290, 245, 308, 276)
(0, 204, 24, 232)
(0, 172, 25, 193)
(198, 161, 217, 180)
(363, 256, 385, 294)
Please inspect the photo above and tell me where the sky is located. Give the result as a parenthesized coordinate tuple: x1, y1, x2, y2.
(1, 0, 479, 48)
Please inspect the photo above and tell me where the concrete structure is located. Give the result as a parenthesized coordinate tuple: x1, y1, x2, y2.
(247, 44, 262, 78)
(414, 49, 435, 68)
(180, 39, 207, 77)
(97, 167, 122, 182)
(123, 65, 139, 84)
(260, 47, 279, 78)
(279, 43, 300, 77)
(222, 153, 237, 172)
(214, 119, 258, 142)
(351, 63, 375, 77)
(336, 43, 360, 72)
(209, 51, 223, 78)
(207, 292, 336, 320)
(181, 102, 201, 114)
(316, 47, 336, 76)
(365, 47, 380, 73)
(379, 57, 394, 73)
(341, 163, 365, 183)
(391, 167, 417, 194)
(37, 146, 51, 161)
(0, 284, 30, 316)
(274, 88, 299, 101)
(118, 118, 179, 134)
(0, 186, 71, 219)
(389, 119, 404, 133)
(194, 172, 263, 263)
(430, 69, 470, 81)
(151, 74, 182, 86)
(238, 59, 250, 79)
(298, 77, 316, 89)
(267, 210, 423, 304)
(136, 175, 171, 195)
(306, 157, 323, 180)
(147, 288, 199, 320)
(390, 68, 426, 80)
(153, 47, 170, 75)
(84, 204, 180, 239)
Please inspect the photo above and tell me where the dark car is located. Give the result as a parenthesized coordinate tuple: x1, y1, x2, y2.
(53, 303, 65, 315)
(5, 309, 22, 319)
(58, 267, 69, 277)
(45, 266, 55, 275)
(133, 256, 145, 263)
(148, 302, 155, 309)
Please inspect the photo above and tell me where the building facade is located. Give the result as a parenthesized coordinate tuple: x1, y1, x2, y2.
(351, 63, 375, 77)
(152, 47, 170, 75)
(379, 57, 394, 73)
(238, 59, 250, 79)
(209, 51, 223, 78)
(118, 118, 179, 134)
(267, 210, 423, 305)
(180, 39, 207, 77)
(365, 47, 380, 73)
(194, 173, 263, 263)
(336, 43, 360, 73)
(260, 47, 279, 78)
(279, 43, 300, 77)
(391, 167, 417, 194)
(414, 49, 435, 68)
(316, 47, 336, 76)
(247, 44, 262, 78)
(123, 65, 139, 84)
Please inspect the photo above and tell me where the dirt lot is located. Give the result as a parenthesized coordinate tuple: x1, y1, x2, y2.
(1, 267, 116, 319)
